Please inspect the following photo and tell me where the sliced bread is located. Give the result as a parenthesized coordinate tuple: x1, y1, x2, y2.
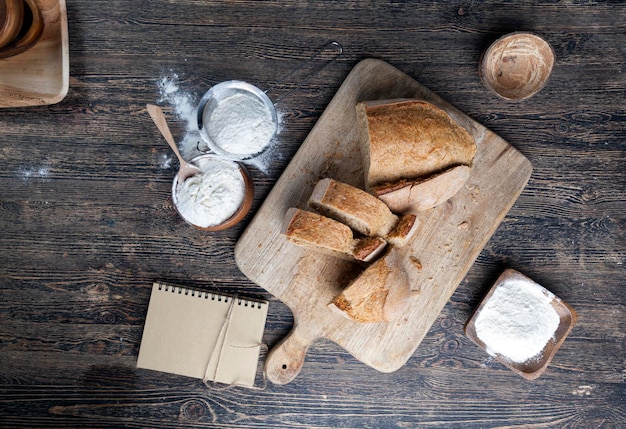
(309, 178, 399, 237)
(282, 208, 387, 262)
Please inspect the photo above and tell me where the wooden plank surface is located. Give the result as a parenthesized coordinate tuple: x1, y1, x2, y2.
(0, 0, 624, 427)
(235, 58, 532, 384)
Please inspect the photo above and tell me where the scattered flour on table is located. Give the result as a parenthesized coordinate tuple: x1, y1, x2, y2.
(474, 278, 560, 363)
(157, 74, 200, 160)
(17, 165, 50, 181)
(571, 385, 595, 396)
(159, 153, 172, 169)
(174, 157, 245, 228)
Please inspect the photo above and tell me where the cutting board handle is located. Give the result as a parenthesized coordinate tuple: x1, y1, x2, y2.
(265, 324, 316, 385)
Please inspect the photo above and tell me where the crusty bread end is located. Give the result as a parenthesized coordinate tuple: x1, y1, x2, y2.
(356, 99, 476, 191)
(328, 247, 410, 323)
(385, 214, 419, 247)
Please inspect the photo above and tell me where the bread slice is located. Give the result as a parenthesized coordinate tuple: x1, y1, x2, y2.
(282, 208, 386, 262)
(385, 214, 419, 247)
(309, 178, 399, 237)
(328, 247, 410, 323)
(352, 236, 388, 263)
(373, 165, 471, 214)
(356, 99, 476, 191)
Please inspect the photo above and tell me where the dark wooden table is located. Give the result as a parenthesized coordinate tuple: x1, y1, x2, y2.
(1, 1, 624, 427)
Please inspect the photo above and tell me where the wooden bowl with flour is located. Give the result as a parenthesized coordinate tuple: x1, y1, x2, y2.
(171, 155, 254, 231)
(465, 269, 577, 380)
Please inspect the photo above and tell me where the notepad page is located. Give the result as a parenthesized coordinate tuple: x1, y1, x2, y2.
(205, 296, 269, 386)
(137, 283, 268, 387)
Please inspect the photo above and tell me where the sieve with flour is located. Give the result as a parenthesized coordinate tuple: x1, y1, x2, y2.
(197, 41, 343, 161)
(197, 80, 278, 160)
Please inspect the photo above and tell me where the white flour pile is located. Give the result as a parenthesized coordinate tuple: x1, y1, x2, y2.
(174, 157, 245, 228)
(241, 108, 284, 173)
(205, 91, 277, 157)
(474, 278, 560, 363)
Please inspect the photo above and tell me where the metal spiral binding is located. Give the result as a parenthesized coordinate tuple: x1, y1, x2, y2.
(155, 282, 265, 309)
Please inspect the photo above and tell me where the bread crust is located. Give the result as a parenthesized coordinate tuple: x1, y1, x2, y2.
(352, 236, 387, 262)
(357, 99, 476, 190)
(328, 247, 410, 323)
(374, 165, 471, 214)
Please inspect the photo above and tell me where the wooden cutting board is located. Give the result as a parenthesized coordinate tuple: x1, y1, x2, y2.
(234, 58, 532, 384)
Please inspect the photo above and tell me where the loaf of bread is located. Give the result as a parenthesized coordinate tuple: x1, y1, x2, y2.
(328, 247, 410, 323)
(356, 99, 476, 191)
(282, 208, 386, 262)
(373, 165, 471, 214)
(309, 178, 398, 237)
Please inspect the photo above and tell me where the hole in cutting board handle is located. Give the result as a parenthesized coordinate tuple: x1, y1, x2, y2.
(265, 325, 313, 384)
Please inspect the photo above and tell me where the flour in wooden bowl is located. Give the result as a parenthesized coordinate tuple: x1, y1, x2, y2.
(474, 278, 560, 363)
(173, 156, 247, 229)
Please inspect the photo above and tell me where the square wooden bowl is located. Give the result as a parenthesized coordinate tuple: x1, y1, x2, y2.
(465, 269, 577, 380)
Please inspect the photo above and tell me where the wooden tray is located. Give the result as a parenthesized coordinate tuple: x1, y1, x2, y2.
(235, 59, 533, 384)
(0, 0, 68, 107)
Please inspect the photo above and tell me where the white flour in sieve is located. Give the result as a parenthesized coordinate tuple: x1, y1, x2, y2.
(174, 157, 245, 228)
(204, 91, 277, 157)
(156, 74, 282, 173)
(474, 278, 560, 363)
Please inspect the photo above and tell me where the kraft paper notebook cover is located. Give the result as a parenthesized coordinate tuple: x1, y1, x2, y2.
(137, 282, 269, 387)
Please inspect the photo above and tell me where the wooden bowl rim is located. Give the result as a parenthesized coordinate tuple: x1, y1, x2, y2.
(0, 0, 24, 49)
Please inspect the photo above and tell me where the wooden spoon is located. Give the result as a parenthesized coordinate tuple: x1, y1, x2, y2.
(147, 104, 201, 182)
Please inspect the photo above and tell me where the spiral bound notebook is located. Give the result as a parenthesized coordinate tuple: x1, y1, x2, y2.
(136, 282, 269, 387)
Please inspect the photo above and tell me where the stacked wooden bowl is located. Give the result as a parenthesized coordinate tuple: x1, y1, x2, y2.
(0, 0, 44, 59)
